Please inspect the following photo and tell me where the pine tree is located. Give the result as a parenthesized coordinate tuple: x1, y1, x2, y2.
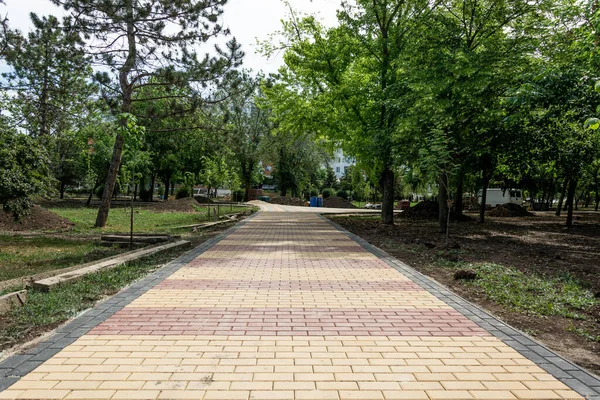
(52, 0, 244, 227)
(2, 14, 92, 138)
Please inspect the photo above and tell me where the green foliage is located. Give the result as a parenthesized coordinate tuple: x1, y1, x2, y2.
(467, 263, 597, 318)
(175, 186, 192, 199)
(0, 236, 122, 281)
(0, 131, 54, 218)
(321, 188, 336, 199)
(337, 190, 349, 200)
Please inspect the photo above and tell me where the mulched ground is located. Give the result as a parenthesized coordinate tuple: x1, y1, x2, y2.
(323, 196, 357, 209)
(331, 211, 600, 376)
(144, 197, 203, 212)
(0, 206, 74, 232)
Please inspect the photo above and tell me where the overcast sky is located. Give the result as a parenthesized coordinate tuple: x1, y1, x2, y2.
(2, 0, 340, 74)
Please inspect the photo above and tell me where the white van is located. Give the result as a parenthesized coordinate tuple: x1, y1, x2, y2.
(478, 188, 523, 207)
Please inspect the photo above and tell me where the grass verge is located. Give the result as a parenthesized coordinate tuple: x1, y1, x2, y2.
(50, 206, 250, 234)
(0, 236, 124, 282)
(443, 260, 598, 320)
(0, 247, 183, 351)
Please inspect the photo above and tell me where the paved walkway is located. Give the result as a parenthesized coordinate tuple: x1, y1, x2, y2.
(0, 212, 599, 399)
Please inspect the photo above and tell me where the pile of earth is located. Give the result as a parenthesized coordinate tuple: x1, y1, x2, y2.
(270, 197, 307, 207)
(462, 196, 480, 211)
(194, 196, 213, 204)
(0, 205, 74, 231)
(399, 200, 438, 220)
(488, 203, 534, 217)
(145, 197, 203, 212)
(323, 196, 357, 209)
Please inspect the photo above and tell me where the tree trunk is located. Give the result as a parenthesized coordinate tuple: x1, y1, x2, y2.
(170, 182, 175, 196)
(453, 176, 464, 220)
(381, 165, 394, 225)
(438, 172, 449, 232)
(149, 173, 156, 202)
(95, 133, 125, 227)
(163, 174, 171, 201)
(566, 178, 577, 228)
(59, 182, 66, 199)
(479, 170, 490, 224)
(556, 177, 567, 216)
(95, 0, 136, 227)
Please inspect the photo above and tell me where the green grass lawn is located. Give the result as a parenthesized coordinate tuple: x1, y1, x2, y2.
(50, 205, 250, 234)
(0, 236, 123, 282)
(0, 248, 184, 350)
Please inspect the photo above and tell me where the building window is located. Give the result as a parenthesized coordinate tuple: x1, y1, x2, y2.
(336, 167, 340, 173)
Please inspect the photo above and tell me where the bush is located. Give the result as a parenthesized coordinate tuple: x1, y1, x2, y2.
(322, 188, 336, 199)
(232, 189, 245, 202)
(337, 190, 349, 200)
(175, 186, 191, 199)
(139, 187, 153, 202)
(309, 189, 319, 197)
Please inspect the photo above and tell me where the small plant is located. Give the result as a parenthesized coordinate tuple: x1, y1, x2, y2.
(175, 186, 191, 199)
(322, 188, 336, 198)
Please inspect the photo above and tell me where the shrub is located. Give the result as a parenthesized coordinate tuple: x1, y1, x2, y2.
(139, 187, 153, 202)
(322, 188, 336, 199)
(337, 190, 349, 200)
(233, 189, 245, 202)
(309, 189, 319, 197)
(175, 186, 191, 199)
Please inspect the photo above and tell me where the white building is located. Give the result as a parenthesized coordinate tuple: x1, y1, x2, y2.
(330, 148, 356, 179)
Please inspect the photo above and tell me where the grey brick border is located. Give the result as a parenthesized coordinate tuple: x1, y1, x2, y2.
(0, 213, 258, 392)
(321, 214, 600, 399)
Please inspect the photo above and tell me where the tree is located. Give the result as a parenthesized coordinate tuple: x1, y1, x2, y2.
(53, 0, 244, 227)
(262, 0, 435, 224)
(0, 129, 54, 218)
(2, 14, 92, 138)
(222, 72, 271, 201)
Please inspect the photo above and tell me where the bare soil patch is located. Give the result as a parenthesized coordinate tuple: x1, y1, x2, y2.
(144, 197, 202, 212)
(323, 196, 357, 209)
(0, 206, 74, 232)
(271, 197, 307, 207)
(330, 212, 600, 375)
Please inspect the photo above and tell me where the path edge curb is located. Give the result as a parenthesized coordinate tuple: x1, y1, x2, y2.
(0, 213, 259, 392)
(320, 214, 600, 400)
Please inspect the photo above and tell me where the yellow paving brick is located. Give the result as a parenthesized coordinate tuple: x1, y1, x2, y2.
(294, 391, 339, 400)
(111, 390, 160, 399)
(53, 381, 101, 390)
(158, 391, 206, 399)
(338, 391, 384, 400)
(382, 391, 428, 399)
(469, 391, 517, 399)
(511, 390, 562, 399)
(64, 390, 116, 399)
(248, 391, 294, 399)
(426, 390, 473, 399)
(16, 390, 70, 399)
(203, 391, 249, 400)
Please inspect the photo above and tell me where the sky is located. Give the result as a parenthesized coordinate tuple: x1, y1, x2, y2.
(2, 0, 341, 74)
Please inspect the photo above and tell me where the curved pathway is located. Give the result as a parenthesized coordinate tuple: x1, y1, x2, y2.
(0, 212, 598, 399)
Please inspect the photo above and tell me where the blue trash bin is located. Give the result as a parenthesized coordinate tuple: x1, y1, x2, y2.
(310, 196, 318, 207)
(317, 197, 323, 207)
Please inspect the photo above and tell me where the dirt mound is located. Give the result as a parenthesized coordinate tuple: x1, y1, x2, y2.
(271, 197, 307, 207)
(145, 197, 202, 212)
(323, 196, 357, 209)
(0, 205, 74, 231)
(399, 200, 439, 220)
(194, 196, 213, 204)
(488, 203, 534, 217)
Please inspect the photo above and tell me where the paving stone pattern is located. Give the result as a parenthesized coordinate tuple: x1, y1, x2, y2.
(0, 212, 598, 399)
